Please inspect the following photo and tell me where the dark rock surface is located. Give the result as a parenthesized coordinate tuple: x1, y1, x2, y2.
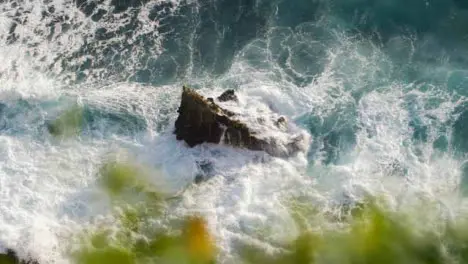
(217, 89, 238, 102)
(174, 86, 306, 157)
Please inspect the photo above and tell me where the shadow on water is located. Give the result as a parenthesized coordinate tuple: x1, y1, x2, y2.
(451, 103, 468, 155)
(0, 98, 148, 140)
(296, 105, 358, 166)
(81, 106, 148, 137)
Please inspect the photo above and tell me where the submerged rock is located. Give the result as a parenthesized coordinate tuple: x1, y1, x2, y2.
(174, 86, 308, 157)
(217, 89, 238, 102)
(194, 160, 215, 184)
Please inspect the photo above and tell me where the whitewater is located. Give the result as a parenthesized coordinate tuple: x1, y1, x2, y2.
(1, 0, 468, 262)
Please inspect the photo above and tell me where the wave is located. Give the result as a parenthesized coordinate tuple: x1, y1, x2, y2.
(1, 0, 468, 262)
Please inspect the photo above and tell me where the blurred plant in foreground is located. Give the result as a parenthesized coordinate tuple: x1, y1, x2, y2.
(69, 159, 468, 264)
(238, 197, 468, 264)
(47, 105, 84, 138)
(70, 160, 216, 264)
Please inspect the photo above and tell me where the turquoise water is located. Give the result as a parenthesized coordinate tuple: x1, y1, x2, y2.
(1, 0, 468, 262)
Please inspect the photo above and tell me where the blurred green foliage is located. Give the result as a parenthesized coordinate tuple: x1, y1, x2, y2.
(47, 105, 84, 138)
(99, 162, 149, 197)
(238, 197, 468, 264)
(68, 160, 468, 264)
(0, 253, 16, 264)
(71, 160, 216, 264)
(72, 213, 216, 264)
(0, 249, 38, 264)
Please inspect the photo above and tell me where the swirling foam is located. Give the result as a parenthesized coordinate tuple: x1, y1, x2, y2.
(0, 0, 467, 263)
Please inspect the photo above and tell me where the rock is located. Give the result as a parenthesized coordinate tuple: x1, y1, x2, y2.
(174, 86, 308, 157)
(194, 160, 215, 184)
(194, 174, 204, 184)
(0, 248, 38, 264)
(217, 89, 238, 102)
(275, 116, 287, 128)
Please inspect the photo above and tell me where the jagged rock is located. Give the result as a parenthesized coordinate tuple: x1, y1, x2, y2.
(217, 89, 238, 102)
(0, 249, 38, 264)
(174, 86, 308, 157)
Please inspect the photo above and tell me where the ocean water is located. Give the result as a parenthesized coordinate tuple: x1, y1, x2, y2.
(1, 0, 468, 262)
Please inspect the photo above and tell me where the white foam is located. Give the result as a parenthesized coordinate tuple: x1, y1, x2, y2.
(0, 2, 466, 263)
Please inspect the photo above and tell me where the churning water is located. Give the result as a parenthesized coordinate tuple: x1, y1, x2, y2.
(1, 0, 468, 262)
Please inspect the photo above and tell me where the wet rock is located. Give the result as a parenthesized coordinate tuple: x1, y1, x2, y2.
(194, 174, 204, 184)
(197, 160, 214, 174)
(194, 160, 215, 184)
(174, 86, 307, 157)
(275, 116, 287, 128)
(217, 89, 238, 102)
(0, 248, 38, 264)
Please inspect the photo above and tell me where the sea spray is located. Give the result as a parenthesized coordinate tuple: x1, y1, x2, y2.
(1, 0, 468, 262)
